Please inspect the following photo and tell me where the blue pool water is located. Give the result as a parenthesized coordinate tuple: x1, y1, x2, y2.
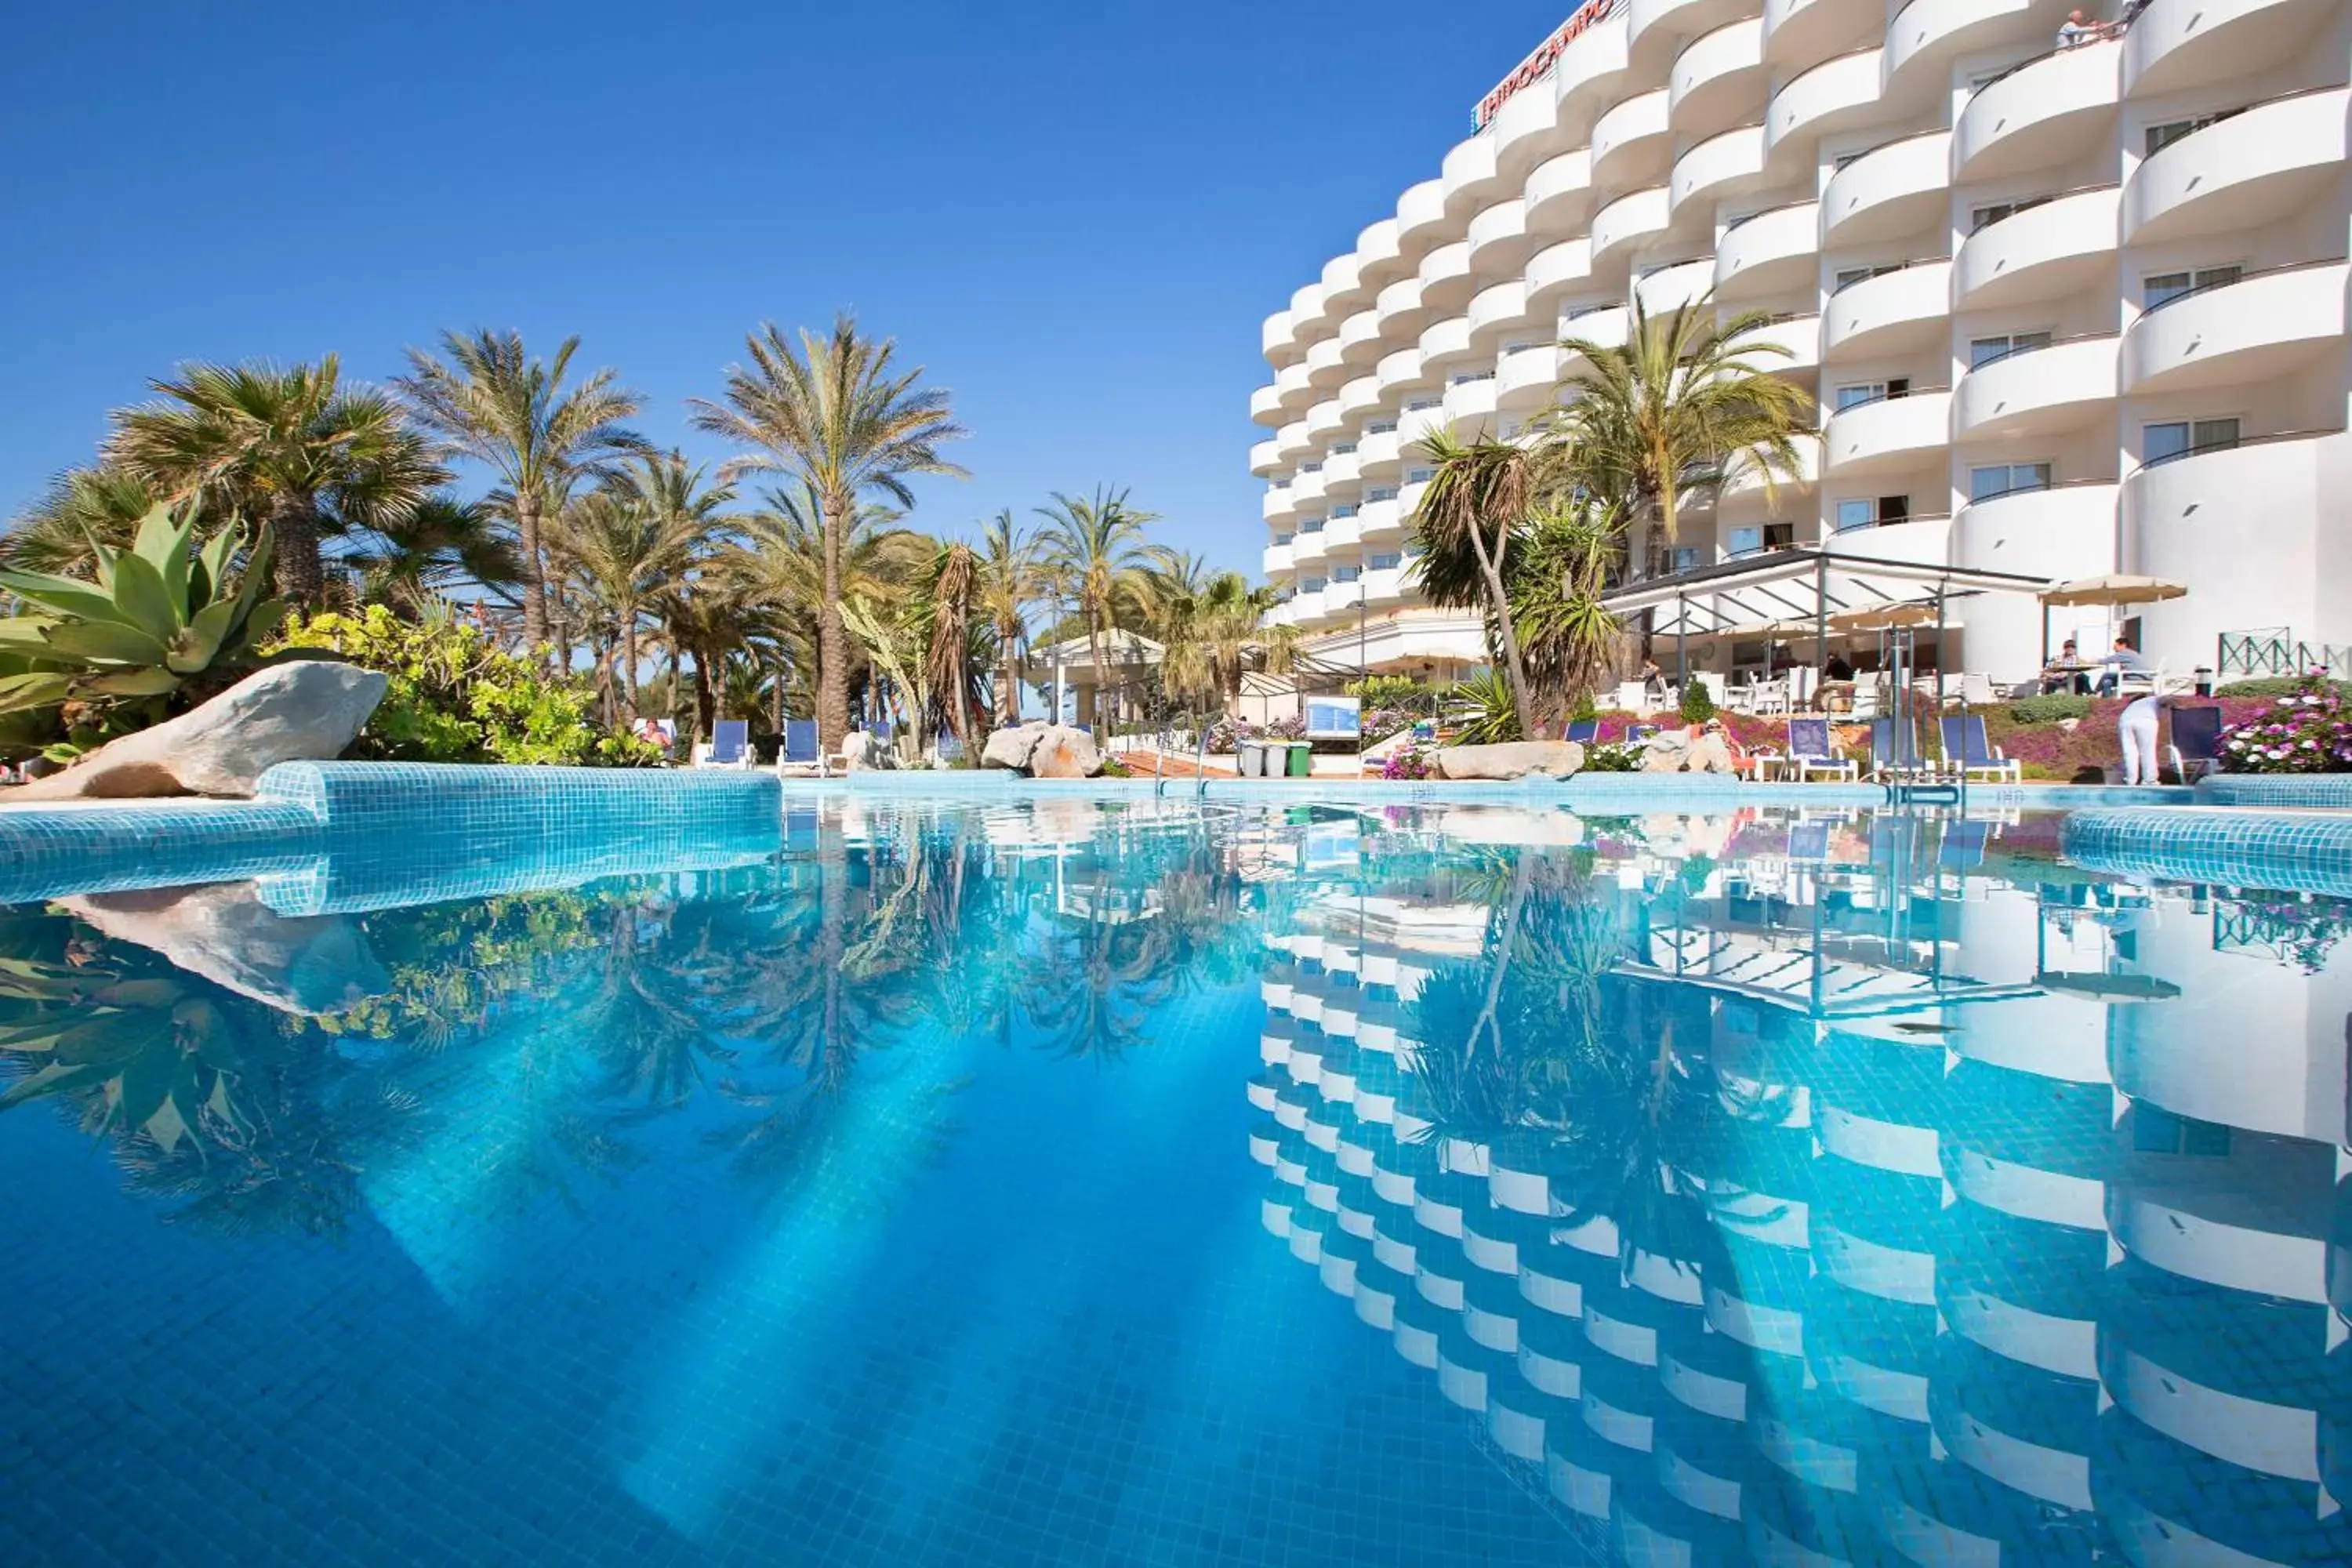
(2, 794, 2350, 1566)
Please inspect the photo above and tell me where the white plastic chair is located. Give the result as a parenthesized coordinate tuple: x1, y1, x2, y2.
(1960, 672, 1995, 709)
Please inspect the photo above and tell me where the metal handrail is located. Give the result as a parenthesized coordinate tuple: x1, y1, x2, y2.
(1962, 329, 2118, 371)
(1828, 384, 1951, 414)
(2129, 426, 2347, 477)
(2136, 255, 2350, 317)
(1831, 256, 1950, 293)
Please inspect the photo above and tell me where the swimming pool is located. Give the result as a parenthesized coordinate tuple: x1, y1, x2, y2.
(2, 793, 2347, 1566)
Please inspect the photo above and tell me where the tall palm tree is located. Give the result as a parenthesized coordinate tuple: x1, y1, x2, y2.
(2, 466, 159, 575)
(559, 454, 735, 715)
(396, 330, 651, 662)
(1508, 497, 1627, 726)
(107, 357, 444, 604)
(723, 482, 931, 726)
(925, 541, 981, 750)
(689, 315, 967, 750)
(1152, 565, 1297, 717)
(1036, 485, 1156, 730)
(974, 509, 1045, 728)
(1410, 430, 1540, 740)
(1551, 293, 1809, 549)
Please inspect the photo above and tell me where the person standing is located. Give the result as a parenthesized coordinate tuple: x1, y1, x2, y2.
(2118, 692, 2162, 785)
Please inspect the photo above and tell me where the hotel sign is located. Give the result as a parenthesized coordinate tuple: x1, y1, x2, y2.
(1475, 1, 1617, 130)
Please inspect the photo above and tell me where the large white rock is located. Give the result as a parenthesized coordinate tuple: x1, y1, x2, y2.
(1639, 731, 1692, 773)
(982, 723, 1048, 770)
(837, 730, 893, 772)
(978, 723, 1102, 778)
(13, 660, 387, 801)
(1434, 741, 1585, 781)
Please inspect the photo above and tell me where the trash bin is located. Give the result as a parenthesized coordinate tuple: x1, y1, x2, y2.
(1236, 742, 1264, 779)
(1286, 742, 1312, 779)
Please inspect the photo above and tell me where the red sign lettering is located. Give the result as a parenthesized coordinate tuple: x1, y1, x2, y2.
(1475, 1, 1617, 130)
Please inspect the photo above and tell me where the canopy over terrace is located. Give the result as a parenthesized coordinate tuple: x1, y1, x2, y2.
(1599, 549, 2055, 678)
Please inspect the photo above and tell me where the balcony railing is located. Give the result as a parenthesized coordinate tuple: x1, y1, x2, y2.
(2218, 627, 2352, 681)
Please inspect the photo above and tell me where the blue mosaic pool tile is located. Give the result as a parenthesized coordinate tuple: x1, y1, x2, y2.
(2197, 774, 2352, 809)
(0, 797, 321, 903)
(2063, 807, 2352, 895)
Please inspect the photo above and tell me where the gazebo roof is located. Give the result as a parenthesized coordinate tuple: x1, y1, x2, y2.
(1599, 549, 2053, 637)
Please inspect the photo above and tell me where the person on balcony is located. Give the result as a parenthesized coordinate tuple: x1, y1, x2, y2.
(2056, 8, 2096, 46)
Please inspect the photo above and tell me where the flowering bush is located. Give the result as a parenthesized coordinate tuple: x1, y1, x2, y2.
(1381, 744, 1435, 781)
(2217, 679, 2352, 774)
(1579, 740, 1644, 773)
(1262, 714, 1305, 741)
(1363, 706, 1418, 744)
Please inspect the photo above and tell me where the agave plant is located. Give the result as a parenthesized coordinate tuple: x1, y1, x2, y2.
(0, 501, 283, 718)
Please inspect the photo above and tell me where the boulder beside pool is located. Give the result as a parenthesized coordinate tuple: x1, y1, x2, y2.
(980, 722, 1105, 779)
(12, 661, 389, 802)
(1434, 741, 1585, 781)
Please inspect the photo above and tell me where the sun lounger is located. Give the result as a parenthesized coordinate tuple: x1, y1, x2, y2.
(1937, 715, 2020, 783)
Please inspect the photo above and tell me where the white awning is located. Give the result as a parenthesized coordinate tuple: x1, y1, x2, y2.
(1600, 549, 2053, 638)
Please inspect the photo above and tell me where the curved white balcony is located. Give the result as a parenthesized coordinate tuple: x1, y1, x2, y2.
(1293, 468, 1329, 506)
(1466, 198, 1530, 278)
(1671, 125, 1766, 222)
(1748, 311, 1819, 376)
(1324, 448, 1362, 488)
(1670, 17, 1766, 143)
(1556, 6, 1633, 126)
(1289, 587, 1328, 625)
(1631, 0, 1753, 56)
(1825, 512, 1951, 564)
(1954, 186, 2118, 310)
(1320, 252, 1368, 317)
(1591, 186, 1671, 265)
(1399, 401, 1450, 449)
(1417, 314, 1475, 378)
(1593, 89, 1672, 190)
(1525, 148, 1594, 235)
(2123, 86, 2350, 246)
(1498, 343, 1566, 405)
(1356, 217, 1404, 291)
(1375, 346, 1431, 400)
(1261, 485, 1298, 524)
(1443, 375, 1499, 426)
(1955, 336, 2118, 441)
(1275, 421, 1312, 463)
(1262, 541, 1294, 575)
(2126, 0, 2341, 98)
(1326, 579, 1367, 615)
(1558, 305, 1632, 367)
(1955, 40, 2118, 183)
(1324, 512, 1364, 552)
(2108, 1340, 2323, 1486)
(1290, 528, 1330, 568)
(1275, 358, 1316, 414)
(1419, 239, 1476, 311)
(1468, 280, 1534, 347)
(1763, 0, 1876, 67)
(1713, 201, 1817, 299)
(1361, 566, 1405, 607)
(1375, 274, 1435, 341)
(1765, 45, 1881, 162)
(1290, 281, 1330, 347)
(1305, 401, 1345, 445)
(1636, 258, 1715, 318)
(1952, 484, 2118, 654)
(1305, 336, 1346, 389)
(1250, 438, 1283, 477)
(1359, 496, 1404, 538)
(2109, 1186, 2327, 1304)
(1359, 429, 1402, 470)
(1820, 129, 1948, 246)
(1524, 238, 1594, 307)
(2122, 260, 2350, 397)
(1250, 383, 1284, 427)
(1719, 434, 1819, 502)
(1396, 178, 1450, 259)
(2125, 432, 2343, 669)
(1494, 78, 1571, 180)
(1823, 260, 1951, 357)
(1884, 0, 2058, 91)
(1823, 389, 1951, 476)
(1440, 132, 1502, 219)
(1262, 308, 1298, 366)
(1338, 308, 1383, 366)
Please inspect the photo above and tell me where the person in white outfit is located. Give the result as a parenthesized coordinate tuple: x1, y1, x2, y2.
(2118, 693, 2162, 785)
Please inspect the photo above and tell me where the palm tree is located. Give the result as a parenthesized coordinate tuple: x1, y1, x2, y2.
(1036, 485, 1156, 730)
(1410, 430, 1540, 739)
(723, 482, 931, 727)
(555, 494, 701, 720)
(2, 466, 159, 575)
(1152, 565, 1298, 717)
(397, 330, 651, 662)
(1551, 293, 1809, 549)
(925, 541, 981, 750)
(347, 495, 524, 614)
(689, 315, 967, 750)
(107, 357, 445, 604)
(974, 509, 1045, 728)
(1506, 498, 1627, 727)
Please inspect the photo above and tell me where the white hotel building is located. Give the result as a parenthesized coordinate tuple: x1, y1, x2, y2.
(1250, 0, 2352, 687)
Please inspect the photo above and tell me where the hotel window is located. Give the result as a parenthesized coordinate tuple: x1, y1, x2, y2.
(1332, 441, 1358, 455)
(1331, 504, 1358, 519)
(1302, 577, 1327, 593)
(1831, 151, 1864, 172)
(1406, 397, 1439, 411)
(1301, 462, 1323, 473)
(1451, 370, 1495, 384)
(2143, 264, 2241, 308)
(1969, 462, 2052, 501)
(1835, 495, 1908, 532)
(1299, 517, 1326, 534)
(1367, 420, 1398, 434)
(1368, 552, 1403, 571)
(1969, 195, 2049, 232)
(2145, 107, 2243, 155)
(1832, 263, 1904, 292)
(1504, 339, 1546, 355)
(1332, 565, 1361, 583)
(1969, 332, 2051, 367)
(2143, 417, 2239, 466)
(1834, 379, 1906, 411)
(1727, 523, 1796, 557)
(1270, 479, 1290, 491)
(1646, 545, 1702, 576)
(1273, 532, 1294, 546)
(1406, 466, 1436, 484)
(1367, 486, 1399, 502)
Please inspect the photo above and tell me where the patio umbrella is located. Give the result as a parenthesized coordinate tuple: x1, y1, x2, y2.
(2038, 575, 2188, 608)
(1827, 601, 1937, 632)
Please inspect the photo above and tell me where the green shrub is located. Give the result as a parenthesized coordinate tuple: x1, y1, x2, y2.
(2008, 692, 2092, 725)
(1448, 669, 1521, 744)
(1570, 689, 1600, 723)
(2216, 677, 2352, 699)
(1346, 673, 1432, 708)
(1679, 680, 1716, 724)
(270, 605, 663, 767)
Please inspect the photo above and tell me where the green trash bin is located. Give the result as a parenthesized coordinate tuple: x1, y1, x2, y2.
(1285, 741, 1312, 778)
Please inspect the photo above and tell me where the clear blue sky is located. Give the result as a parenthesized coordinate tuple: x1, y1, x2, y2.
(2, 1, 1570, 573)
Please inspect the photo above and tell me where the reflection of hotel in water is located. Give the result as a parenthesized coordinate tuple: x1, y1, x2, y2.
(1247, 808, 2352, 1566)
